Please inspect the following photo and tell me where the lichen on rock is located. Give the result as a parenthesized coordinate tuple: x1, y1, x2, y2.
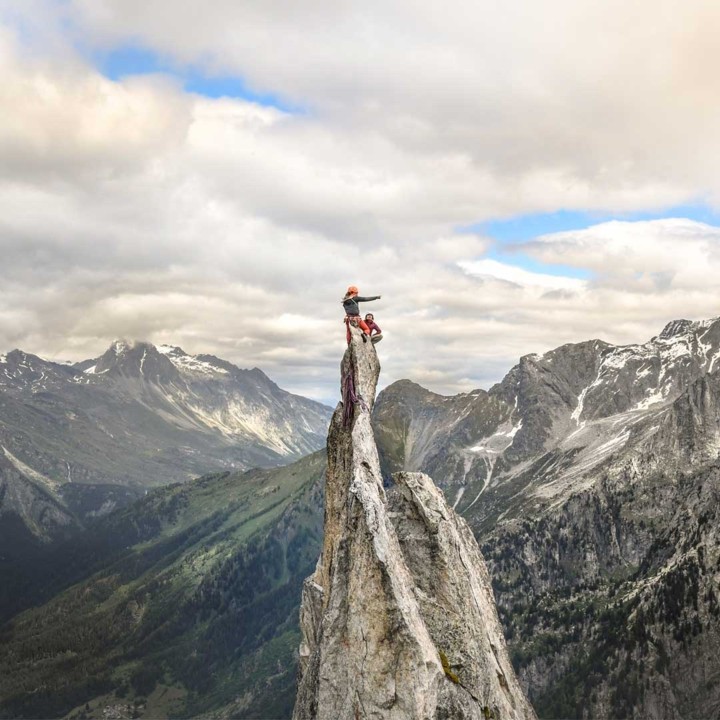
(293, 326, 536, 719)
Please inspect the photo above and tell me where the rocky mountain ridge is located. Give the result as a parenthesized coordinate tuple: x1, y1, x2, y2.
(375, 317, 720, 526)
(294, 326, 535, 719)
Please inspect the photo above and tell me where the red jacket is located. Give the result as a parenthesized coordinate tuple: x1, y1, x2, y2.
(366, 319, 382, 335)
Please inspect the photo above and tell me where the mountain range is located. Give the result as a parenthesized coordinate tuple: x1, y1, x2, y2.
(374, 316, 720, 718)
(2, 318, 720, 718)
(0, 340, 330, 615)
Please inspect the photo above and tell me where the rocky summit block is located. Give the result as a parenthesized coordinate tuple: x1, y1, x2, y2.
(293, 326, 536, 720)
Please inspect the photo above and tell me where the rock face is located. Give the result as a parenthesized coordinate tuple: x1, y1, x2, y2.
(293, 327, 535, 720)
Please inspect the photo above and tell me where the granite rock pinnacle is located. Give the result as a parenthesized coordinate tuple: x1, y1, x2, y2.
(293, 326, 536, 720)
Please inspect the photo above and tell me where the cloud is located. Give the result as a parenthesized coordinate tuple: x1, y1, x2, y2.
(65, 0, 720, 211)
(0, 29, 191, 187)
(521, 219, 720, 287)
(458, 258, 585, 291)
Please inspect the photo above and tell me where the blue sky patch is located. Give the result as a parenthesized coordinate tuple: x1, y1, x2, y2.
(92, 44, 297, 112)
(472, 204, 720, 244)
(462, 204, 720, 280)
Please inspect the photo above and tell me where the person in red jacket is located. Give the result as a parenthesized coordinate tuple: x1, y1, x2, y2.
(364, 313, 383, 343)
(341, 286, 381, 344)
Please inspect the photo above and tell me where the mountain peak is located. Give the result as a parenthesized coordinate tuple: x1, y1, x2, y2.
(157, 344, 187, 357)
(110, 339, 131, 355)
(659, 318, 693, 340)
(91, 340, 180, 382)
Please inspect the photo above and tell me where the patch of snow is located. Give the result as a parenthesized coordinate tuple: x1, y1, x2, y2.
(693, 317, 716, 331)
(708, 348, 720, 374)
(697, 327, 713, 363)
(660, 337, 691, 362)
(571, 385, 590, 425)
(83, 365, 97, 375)
(159, 347, 229, 376)
(633, 388, 666, 411)
(571, 363, 608, 426)
(466, 455, 496, 510)
(469, 419, 521, 454)
(635, 363, 653, 380)
(176, 356, 229, 375)
(601, 347, 633, 372)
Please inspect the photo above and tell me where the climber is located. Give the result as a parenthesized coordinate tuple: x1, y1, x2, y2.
(342, 286, 381, 345)
(364, 313, 383, 344)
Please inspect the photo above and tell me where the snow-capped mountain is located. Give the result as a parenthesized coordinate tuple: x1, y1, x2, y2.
(0, 340, 331, 552)
(373, 316, 720, 718)
(73, 340, 329, 459)
(376, 316, 720, 523)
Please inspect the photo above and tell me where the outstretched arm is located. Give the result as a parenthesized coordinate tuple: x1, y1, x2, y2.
(355, 295, 381, 302)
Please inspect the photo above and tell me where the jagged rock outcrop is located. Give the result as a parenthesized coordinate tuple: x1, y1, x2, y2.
(293, 327, 535, 720)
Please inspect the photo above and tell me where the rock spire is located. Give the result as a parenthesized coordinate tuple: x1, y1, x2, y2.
(293, 326, 536, 720)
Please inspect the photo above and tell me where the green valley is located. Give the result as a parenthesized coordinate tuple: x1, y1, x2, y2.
(0, 451, 326, 720)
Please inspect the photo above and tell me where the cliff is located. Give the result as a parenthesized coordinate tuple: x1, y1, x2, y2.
(293, 327, 536, 720)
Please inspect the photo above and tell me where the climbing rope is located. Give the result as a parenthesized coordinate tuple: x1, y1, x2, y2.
(341, 367, 369, 427)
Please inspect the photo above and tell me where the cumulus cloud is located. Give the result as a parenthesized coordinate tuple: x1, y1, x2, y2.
(0, 29, 191, 186)
(66, 0, 720, 210)
(458, 259, 585, 291)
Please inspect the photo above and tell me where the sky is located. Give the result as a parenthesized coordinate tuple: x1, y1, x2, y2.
(3, 0, 720, 405)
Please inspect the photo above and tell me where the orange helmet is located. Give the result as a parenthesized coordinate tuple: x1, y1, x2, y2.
(347, 285, 359, 295)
